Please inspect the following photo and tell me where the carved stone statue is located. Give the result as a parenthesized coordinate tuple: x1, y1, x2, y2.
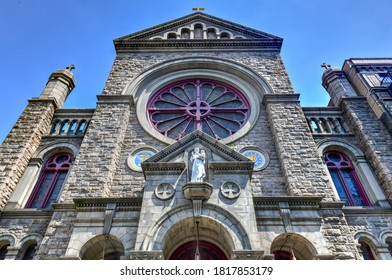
(190, 148, 206, 182)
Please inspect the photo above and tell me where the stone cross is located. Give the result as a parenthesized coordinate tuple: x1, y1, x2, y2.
(321, 63, 331, 70)
(66, 64, 76, 72)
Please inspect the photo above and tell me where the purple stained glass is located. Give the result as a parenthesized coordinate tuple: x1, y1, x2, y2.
(147, 79, 250, 140)
(26, 153, 72, 209)
(324, 151, 371, 206)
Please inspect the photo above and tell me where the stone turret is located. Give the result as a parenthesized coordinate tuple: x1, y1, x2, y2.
(0, 66, 75, 210)
(39, 65, 76, 108)
(322, 65, 357, 107)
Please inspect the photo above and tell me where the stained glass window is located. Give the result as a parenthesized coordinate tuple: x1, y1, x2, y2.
(147, 79, 250, 140)
(360, 242, 375, 260)
(324, 151, 371, 206)
(25, 153, 72, 209)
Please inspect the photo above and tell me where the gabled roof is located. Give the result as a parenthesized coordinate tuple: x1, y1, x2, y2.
(141, 130, 254, 177)
(114, 12, 283, 52)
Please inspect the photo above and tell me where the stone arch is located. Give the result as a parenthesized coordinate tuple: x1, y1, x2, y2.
(17, 233, 42, 247)
(355, 231, 380, 259)
(17, 233, 42, 259)
(270, 233, 318, 260)
(317, 138, 364, 161)
(34, 140, 79, 160)
(380, 230, 392, 244)
(79, 234, 125, 260)
(219, 31, 233, 39)
(190, 22, 207, 30)
(355, 231, 381, 246)
(140, 203, 252, 256)
(162, 217, 233, 260)
(0, 233, 17, 247)
(123, 56, 273, 145)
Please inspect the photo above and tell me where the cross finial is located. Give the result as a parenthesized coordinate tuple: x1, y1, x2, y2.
(66, 64, 76, 72)
(321, 62, 331, 70)
(192, 7, 205, 11)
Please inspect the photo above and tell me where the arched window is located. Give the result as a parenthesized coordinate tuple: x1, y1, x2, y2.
(25, 153, 72, 209)
(324, 151, 371, 206)
(387, 239, 392, 257)
(0, 244, 9, 260)
(359, 241, 375, 260)
(21, 243, 37, 260)
(167, 33, 177, 40)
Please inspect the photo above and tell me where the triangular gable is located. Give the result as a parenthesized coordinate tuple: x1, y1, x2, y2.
(114, 12, 282, 52)
(141, 130, 254, 177)
(117, 12, 281, 40)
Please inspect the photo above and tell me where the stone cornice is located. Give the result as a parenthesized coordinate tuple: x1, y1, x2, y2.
(209, 161, 254, 172)
(53, 108, 95, 118)
(96, 95, 134, 107)
(253, 196, 324, 209)
(71, 197, 142, 212)
(0, 209, 54, 219)
(262, 94, 300, 105)
(141, 162, 186, 173)
(28, 97, 58, 108)
(114, 39, 282, 53)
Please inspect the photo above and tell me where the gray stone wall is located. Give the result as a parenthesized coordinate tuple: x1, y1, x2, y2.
(319, 208, 360, 259)
(266, 101, 337, 200)
(102, 52, 293, 96)
(111, 104, 286, 198)
(0, 100, 55, 210)
(342, 98, 392, 200)
(36, 210, 77, 260)
(59, 102, 131, 202)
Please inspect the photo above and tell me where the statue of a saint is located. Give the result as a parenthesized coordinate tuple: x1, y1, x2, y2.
(190, 148, 206, 182)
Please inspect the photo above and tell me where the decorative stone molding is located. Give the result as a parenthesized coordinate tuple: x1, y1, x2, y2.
(129, 251, 163, 260)
(220, 182, 241, 199)
(233, 250, 266, 260)
(155, 183, 175, 201)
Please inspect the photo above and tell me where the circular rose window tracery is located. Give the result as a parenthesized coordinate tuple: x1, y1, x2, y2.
(147, 79, 250, 140)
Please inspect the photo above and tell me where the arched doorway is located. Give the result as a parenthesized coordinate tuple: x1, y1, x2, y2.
(270, 233, 317, 260)
(169, 240, 228, 260)
(80, 235, 125, 260)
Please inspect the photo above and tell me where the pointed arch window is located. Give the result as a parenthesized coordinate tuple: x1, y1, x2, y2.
(25, 153, 72, 209)
(324, 151, 371, 206)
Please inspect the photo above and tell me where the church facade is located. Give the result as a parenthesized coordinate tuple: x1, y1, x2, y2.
(1, 12, 392, 260)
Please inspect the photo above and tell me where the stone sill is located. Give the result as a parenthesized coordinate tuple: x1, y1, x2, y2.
(343, 206, 392, 215)
(0, 209, 53, 219)
(42, 135, 85, 139)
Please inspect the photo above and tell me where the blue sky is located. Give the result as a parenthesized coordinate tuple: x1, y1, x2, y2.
(1, 0, 391, 143)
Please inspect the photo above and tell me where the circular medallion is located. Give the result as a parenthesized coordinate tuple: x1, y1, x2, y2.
(127, 148, 156, 172)
(155, 183, 175, 200)
(220, 182, 241, 199)
(241, 149, 268, 171)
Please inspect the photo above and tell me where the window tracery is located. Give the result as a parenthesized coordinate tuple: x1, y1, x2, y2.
(147, 79, 250, 140)
(25, 153, 72, 209)
(324, 151, 371, 206)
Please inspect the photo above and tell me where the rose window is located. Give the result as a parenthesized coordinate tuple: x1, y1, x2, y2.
(147, 79, 250, 140)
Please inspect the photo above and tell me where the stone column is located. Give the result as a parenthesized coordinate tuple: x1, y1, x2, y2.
(58, 95, 133, 202)
(264, 94, 335, 199)
(0, 67, 75, 210)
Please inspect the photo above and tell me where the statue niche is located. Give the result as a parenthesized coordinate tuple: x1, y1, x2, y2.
(189, 148, 206, 182)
